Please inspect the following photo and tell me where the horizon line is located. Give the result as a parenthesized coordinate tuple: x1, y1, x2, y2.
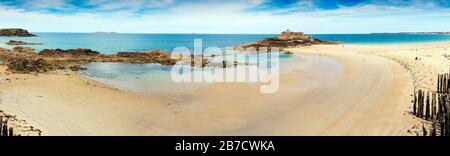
(28, 31, 450, 35)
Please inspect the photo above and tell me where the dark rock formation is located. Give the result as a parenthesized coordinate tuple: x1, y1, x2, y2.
(1, 48, 179, 73)
(38, 49, 176, 65)
(39, 48, 101, 57)
(0, 28, 36, 37)
(69, 65, 87, 71)
(6, 58, 64, 73)
(6, 40, 43, 45)
(236, 38, 340, 52)
(13, 46, 35, 53)
(114, 50, 177, 65)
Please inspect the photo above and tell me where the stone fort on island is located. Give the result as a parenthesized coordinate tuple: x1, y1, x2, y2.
(275, 29, 314, 42)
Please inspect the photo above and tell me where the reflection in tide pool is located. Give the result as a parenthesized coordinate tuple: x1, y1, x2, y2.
(80, 63, 194, 93)
(79, 54, 343, 93)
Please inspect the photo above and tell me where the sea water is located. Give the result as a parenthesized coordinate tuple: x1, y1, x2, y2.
(1, 33, 448, 92)
(0, 33, 275, 53)
(79, 54, 295, 93)
(1, 33, 450, 53)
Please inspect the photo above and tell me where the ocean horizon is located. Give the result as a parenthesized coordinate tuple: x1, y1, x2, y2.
(1, 33, 450, 53)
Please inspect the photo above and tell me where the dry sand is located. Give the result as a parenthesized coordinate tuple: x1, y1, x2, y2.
(2, 42, 449, 136)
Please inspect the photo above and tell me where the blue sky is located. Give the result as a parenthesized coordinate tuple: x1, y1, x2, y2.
(0, 0, 450, 34)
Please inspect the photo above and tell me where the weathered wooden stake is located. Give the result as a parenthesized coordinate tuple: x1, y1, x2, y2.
(418, 90, 422, 117)
(420, 90, 424, 118)
(432, 92, 436, 120)
(439, 95, 445, 136)
(422, 124, 428, 136)
(2, 124, 8, 136)
(426, 91, 430, 120)
(413, 90, 417, 115)
(431, 121, 437, 136)
(448, 73, 450, 93)
(440, 74, 442, 93)
(0, 117, 3, 136)
(8, 127, 13, 136)
(445, 74, 448, 93)
(444, 101, 450, 136)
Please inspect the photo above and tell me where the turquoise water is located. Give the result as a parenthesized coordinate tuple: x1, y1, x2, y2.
(0, 33, 276, 53)
(0, 33, 450, 53)
(1, 33, 450, 53)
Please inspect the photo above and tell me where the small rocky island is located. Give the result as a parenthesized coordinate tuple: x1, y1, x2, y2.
(235, 29, 340, 52)
(6, 40, 43, 45)
(0, 28, 37, 37)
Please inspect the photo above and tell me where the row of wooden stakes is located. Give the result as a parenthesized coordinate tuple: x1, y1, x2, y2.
(437, 73, 450, 94)
(413, 71, 450, 136)
(0, 116, 14, 136)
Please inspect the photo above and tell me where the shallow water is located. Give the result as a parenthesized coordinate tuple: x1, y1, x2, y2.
(2, 33, 450, 53)
(79, 54, 343, 93)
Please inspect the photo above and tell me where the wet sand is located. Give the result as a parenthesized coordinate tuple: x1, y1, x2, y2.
(2, 42, 448, 136)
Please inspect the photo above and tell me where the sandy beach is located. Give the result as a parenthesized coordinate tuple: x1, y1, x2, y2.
(2, 42, 450, 136)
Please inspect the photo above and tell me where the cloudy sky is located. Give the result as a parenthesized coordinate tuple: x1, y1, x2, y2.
(0, 0, 450, 34)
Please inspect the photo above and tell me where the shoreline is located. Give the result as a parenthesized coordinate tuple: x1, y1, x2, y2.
(2, 41, 447, 135)
(344, 40, 450, 46)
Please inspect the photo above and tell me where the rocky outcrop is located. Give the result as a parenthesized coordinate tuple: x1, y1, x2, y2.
(0, 47, 178, 73)
(39, 48, 101, 57)
(0, 28, 36, 37)
(235, 30, 340, 52)
(6, 58, 64, 73)
(113, 50, 176, 65)
(38, 49, 177, 65)
(6, 40, 43, 45)
(236, 38, 339, 52)
(69, 65, 87, 71)
(13, 46, 35, 53)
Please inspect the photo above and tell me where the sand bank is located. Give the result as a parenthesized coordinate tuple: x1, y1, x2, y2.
(3, 42, 449, 136)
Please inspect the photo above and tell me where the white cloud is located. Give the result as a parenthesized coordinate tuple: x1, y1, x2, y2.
(19, 0, 72, 10)
(85, 0, 175, 11)
(0, 0, 450, 34)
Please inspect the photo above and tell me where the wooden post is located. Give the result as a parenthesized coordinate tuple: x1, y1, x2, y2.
(431, 121, 437, 136)
(416, 90, 422, 117)
(440, 74, 443, 93)
(441, 74, 443, 93)
(448, 73, 450, 93)
(422, 124, 428, 136)
(442, 74, 445, 93)
(445, 74, 448, 93)
(426, 91, 430, 120)
(432, 92, 436, 120)
(2, 123, 8, 136)
(438, 74, 441, 93)
(438, 95, 443, 119)
(421, 90, 424, 118)
(413, 90, 417, 115)
(439, 95, 446, 136)
(8, 127, 13, 136)
(444, 101, 450, 136)
(420, 90, 425, 118)
(0, 117, 3, 136)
